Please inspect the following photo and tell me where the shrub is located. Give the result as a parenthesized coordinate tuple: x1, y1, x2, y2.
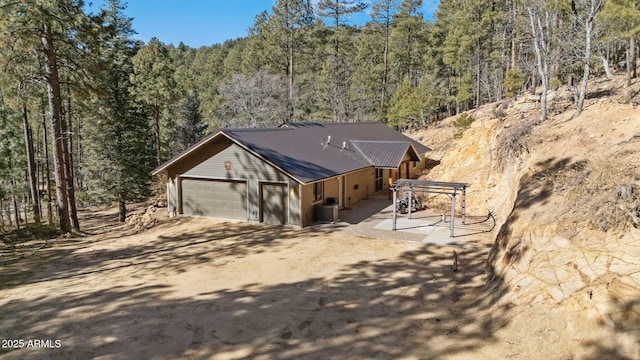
(504, 69, 526, 97)
(453, 112, 475, 138)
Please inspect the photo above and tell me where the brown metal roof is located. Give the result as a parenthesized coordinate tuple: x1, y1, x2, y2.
(350, 141, 420, 169)
(153, 122, 432, 184)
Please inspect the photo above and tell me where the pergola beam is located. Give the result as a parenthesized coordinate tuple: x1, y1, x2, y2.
(391, 178, 469, 238)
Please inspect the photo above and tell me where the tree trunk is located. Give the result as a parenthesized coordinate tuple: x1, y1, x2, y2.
(381, 15, 389, 113)
(0, 198, 5, 231)
(153, 102, 162, 166)
(528, 7, 549, 122)
(574, 29, 591, 117)
(118, 198, 126, 223)
(22, 104, 41, 226)
(510, 0, 517, 70)
(41, 102, 54, 227)
(64, 95, 80, 231)
(631, 36, 637, 80)
(4, 197, 12, 228)
(287, 32, 295, 123)
(475, 5, 481, 107)
(627, 37, 637, 86)
(601, 56, 613, 79)
(76, 106, 84, 191)
(574, 0, 602, 118)
(11, 178, 20, 230)
(41, 22, 71, 233)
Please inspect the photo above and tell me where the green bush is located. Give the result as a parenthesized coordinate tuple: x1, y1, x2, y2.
(453, 112, 475, 138)
(504, 69, 526, 97)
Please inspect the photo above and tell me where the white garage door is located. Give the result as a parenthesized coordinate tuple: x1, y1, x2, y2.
(181, 178, 247, 220)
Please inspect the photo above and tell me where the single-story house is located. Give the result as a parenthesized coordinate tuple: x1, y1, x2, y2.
(152, 122, 431, 227)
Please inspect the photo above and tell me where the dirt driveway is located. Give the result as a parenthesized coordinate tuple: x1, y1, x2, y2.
(0, 208, 506, 360)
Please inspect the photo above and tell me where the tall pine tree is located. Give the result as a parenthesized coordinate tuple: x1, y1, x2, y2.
(84, 0, 154, 222)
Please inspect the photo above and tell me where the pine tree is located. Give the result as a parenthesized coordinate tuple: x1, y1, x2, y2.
(317, 0, 368, 121)
(175, 89, 206, 153)
(84, 0, 154, 222)
(0, 0, 92, 232)
(130, 38, 176, 167)
(370, 0, 398, 113)
(390, 0, 425, 86)
(600, 0, 640, 85)
(249, 0, 314, 121)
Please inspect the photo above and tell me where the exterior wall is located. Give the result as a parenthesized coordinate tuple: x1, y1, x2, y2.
(288, 184, 302, 226)
(300, 183, 315, 227)
(167, 177, 178, 217)
(398, 153, 427, 180)
(323, 177, 340, 202)
(299, 167, 379, 224)
(409, 155, 427, 179)
(163, 137, 429, 227)
(167, 138, 302, 227)
(344, 168, 376, 207)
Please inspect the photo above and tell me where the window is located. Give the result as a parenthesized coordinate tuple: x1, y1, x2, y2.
(313, 182, 323, 202)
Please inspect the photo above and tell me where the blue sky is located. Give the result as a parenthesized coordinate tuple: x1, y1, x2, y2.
(90, 1, 439, 48)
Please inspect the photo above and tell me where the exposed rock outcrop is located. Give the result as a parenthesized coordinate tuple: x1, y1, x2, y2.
(414, 77, 640, 357)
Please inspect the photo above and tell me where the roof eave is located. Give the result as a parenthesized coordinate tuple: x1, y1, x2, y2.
(382, 143, 422, 169)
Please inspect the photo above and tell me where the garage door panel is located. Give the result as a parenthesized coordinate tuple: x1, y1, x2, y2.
(182, 179, 247, 220)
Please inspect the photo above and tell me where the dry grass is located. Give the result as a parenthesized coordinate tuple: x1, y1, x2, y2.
(495, 117, 537, 169)
(562, 159, 639, 232)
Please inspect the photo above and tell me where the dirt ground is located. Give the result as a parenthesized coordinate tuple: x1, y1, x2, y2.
(1, 205, 628, 360)
(0, 205, 509, 360)
(2, 75, 638, 360)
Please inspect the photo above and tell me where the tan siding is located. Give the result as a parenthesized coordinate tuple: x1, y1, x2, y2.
(323, 177, 339, 202)
(410, 157, 427, 178)
(344, 168, 376, 207)
(301, 183, 314, 226)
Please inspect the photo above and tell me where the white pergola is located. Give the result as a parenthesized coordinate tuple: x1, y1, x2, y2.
(392, 179, 468, 237)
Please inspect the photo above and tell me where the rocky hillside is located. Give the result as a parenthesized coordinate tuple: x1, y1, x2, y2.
(410, 75, 640, 359)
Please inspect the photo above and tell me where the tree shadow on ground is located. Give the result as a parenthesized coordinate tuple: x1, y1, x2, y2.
(22, 219, 324, 285)
(581, 296, 640, 360)
(0, 215, 511, 359)
(337, 196, 392, 225)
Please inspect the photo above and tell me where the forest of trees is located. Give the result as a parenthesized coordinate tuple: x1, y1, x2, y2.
(0, 0, 638, 233)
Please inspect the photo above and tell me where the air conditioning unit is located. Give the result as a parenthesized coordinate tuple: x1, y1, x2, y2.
(315, 203, 339, 223)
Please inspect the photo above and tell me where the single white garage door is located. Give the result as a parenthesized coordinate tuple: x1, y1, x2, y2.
(181, 178, 247, 220)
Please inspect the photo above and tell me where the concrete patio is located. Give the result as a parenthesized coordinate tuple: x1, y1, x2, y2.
(314, 194, 495, 247)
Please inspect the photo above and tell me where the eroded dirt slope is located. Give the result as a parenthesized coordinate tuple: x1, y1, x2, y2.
(414, 75, 640, 359)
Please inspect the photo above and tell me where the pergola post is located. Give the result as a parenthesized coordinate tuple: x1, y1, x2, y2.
(461, 186, 466, 225)
(392, 185, 397, 231)
(390, 179, 468, 236)
(450, 192, 456, 237)
(408, 186, 413, 219)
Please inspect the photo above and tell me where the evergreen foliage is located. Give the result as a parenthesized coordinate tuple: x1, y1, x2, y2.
(83, 0, 154, 222)
(0, 0, 638, 231)
(452, 112, 475, 138)
(175, 89, 207, 153)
